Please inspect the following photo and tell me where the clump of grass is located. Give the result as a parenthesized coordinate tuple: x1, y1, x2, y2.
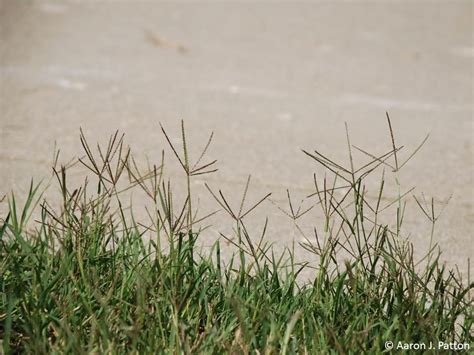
(0, 117, 472, 353)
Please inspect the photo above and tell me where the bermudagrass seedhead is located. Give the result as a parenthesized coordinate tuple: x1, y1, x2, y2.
(0, 114, 472, 354)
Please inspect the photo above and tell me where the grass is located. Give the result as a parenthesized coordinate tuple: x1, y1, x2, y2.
(1, 117, 472, 354)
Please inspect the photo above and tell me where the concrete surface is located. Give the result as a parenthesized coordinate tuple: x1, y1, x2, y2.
(0, 0, 472, 277)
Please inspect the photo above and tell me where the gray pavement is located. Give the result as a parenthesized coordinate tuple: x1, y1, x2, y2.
(1, 0, 472, 276)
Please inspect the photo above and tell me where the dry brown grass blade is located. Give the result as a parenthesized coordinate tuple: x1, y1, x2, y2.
(205, 183, 235, 219)
(386, 112, 399, 171)
(160, 122, 186, 172)
(240, 192, 272, 220)
(398, 134, 430, 170)
(192, 131, 214, 171)
(238, 175, 252, 218)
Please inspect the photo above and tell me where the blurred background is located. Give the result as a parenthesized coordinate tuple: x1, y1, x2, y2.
(1, 0, 472, 276)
